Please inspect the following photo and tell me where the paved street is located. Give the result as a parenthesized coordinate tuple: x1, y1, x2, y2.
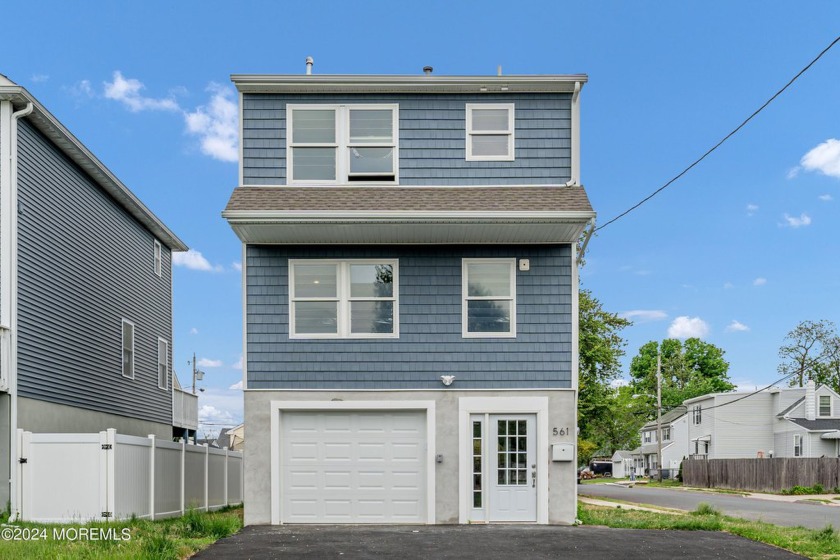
(579, 484, 840, 529)
(193, 524, 802, 559)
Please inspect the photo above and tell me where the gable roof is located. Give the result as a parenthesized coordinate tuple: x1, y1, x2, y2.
(641, 408, 687, 430)
(776, 397, 805, 418)
(612, 450, 634, 460)
(0, 75, 187, 251)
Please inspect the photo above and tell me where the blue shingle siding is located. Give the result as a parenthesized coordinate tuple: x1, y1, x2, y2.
(15, 120, 173, 424)
(241, 93, 572, 186)
(246, 245, 572, 389)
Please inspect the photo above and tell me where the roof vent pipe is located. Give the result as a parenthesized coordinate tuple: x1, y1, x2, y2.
(423, 66, 433, 75)
(305, 56, 314, 75)
(497, 65, 502, 76)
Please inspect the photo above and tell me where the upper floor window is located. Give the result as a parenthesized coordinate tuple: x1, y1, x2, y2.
(819, 395, 832, 417)
(289, 259, 398, 338)
(154, 240, 162, 277)
(122, 319, 135, 379)
(692, 405, 702, 425)
(793, 433, 802, 457)
(462, 259, 516, 338)
(643, 431, 651, 444)
(287, 104, 398, 185)
(158, 338, 169, 390)
(466, 103, 515, 161)
(662, 427, 671, 441)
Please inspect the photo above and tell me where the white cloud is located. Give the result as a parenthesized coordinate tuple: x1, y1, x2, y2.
(228, 380, 243, 391)
(800, 138, 840, 178)
(232, 262, 242, 272)
(103, 71, 179, 112)
(818, 194, 833, 201)
(184, 83, 238, 162)
(189, 327, 198, 335)
(781, 212, 811, 228)
(197, 358, 223, 368)
(786, 167, 800, 180)
(67, 79, 94, 99)
(232, 356, 243, 370)
(667, 316, 709, 339)
(723, 282, 734, 290)
(620, 310, 668, 323)
(725, 320, 750, 333)
(746, 203, 758, 216)
(609, 378, 629, 389)
(31, 74, 49, 83)
(172, 249, 223, 272)
(196, 388, 243, 439)
(753, 277, 767, 286)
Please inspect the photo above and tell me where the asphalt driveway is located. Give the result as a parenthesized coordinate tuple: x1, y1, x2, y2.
(192, 524, 802, 559)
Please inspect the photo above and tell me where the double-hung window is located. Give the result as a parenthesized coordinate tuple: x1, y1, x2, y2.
(462, 258, 516, 337)
(122, 320, 135, 379)
(793, 434, 802, 457)
(158, 338, 169, 390)
(819, 395, 832, 417)
(290, 260, 398, 338)
(662, 427, 671, 441)
(692, 405, 702, 425)
(466, 103, 515, 161)
(153, 240, 162, 277)
(287, 104, 398, 184)
(643, 431, 651, 444)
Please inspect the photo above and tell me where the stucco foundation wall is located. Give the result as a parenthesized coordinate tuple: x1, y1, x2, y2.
(17, 396, 172, 438)
(243, 389, 577, 526)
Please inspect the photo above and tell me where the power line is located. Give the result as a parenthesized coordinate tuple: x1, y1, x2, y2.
(595, 34, 840, 233)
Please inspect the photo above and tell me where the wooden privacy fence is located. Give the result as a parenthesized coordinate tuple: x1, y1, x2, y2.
(683, 457, 840, 493)
(16, 428, 243, 523)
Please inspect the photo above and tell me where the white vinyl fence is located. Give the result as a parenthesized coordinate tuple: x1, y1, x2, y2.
(16, 428, 243, 523)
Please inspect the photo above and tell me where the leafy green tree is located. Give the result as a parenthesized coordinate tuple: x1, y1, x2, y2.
(630, 338, 734, 412)
(586, 385, 644, 456)
(778, 320, 837, 388)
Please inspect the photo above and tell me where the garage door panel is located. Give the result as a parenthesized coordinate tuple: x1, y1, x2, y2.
(281, 410, 427, 523)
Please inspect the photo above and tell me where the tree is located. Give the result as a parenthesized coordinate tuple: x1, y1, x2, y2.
(586, 385, 644, 456)
(629, 338, 734, 412)
(778, 320, 836, 388)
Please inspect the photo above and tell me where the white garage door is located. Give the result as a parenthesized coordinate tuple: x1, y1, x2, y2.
(281, 410, 427, 523)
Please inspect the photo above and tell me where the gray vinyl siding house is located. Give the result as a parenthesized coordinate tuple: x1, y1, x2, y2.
(0, 75, 188, 514)
(225, 72, 594, 526)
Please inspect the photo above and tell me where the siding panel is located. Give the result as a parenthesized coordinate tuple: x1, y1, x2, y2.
(16, 120, 173, 424)
(246, 245, 572, 389)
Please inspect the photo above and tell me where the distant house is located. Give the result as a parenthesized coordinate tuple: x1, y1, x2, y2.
(611, 450, 634, 478)
(215, 423, 244, 451)
(630, 408, 689, 476)
(686, 380, 840, 459)
(0, 74, 190, 516)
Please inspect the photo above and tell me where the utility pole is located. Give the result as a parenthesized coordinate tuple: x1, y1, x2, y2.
(191, 352, 204, 395)
(656, 351, 663, 483)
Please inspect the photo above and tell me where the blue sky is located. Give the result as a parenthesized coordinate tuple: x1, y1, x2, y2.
(4, 2, 840, 436)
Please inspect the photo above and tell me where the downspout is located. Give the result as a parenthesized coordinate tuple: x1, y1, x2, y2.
(7, 101, 33, 522)
(570, 81, 581, 187)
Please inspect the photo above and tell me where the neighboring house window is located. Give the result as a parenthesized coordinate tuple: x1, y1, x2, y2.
(692, 405, 702, 425)
(122, 320, 135, 379)
(462, 259, 516, 337)
(287, 104, 398, 184)
(793, 434, 802, 457)
(465, 103, 515, 161)
(662, 427, 671, 441)
(643, 431, 651, 444)
(154, 240, 162, 277)
(819, 395, 831, 417)
(289, 260, 398, 338)
(158, 338, 169, 390)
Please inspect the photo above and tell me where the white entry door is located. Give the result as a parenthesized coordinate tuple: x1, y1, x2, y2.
(469, 414, 537, 522)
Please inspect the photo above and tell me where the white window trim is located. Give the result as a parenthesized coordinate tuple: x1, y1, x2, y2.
(269, 400, 436, 525)
(121, 319, 135, 380)
(692, 405, 702, 425)
(286, 104, 399, 186)
(157, 337, 169, 390)
(153, 240, 162, 277)
(289, 259, 399, 339)
(793, 433, 802, 457)
(818, 394, 832, 417)
(465, 103, 515, 162)
(643, 431, 651, 443)
(462, 258, 516, 338)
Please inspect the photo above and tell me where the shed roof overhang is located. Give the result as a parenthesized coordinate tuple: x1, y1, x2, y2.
(222, 186, 595, 245)
(821, 431, 840, 440)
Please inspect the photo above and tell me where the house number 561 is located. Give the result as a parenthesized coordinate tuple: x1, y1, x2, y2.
(553, 427, 568, 436)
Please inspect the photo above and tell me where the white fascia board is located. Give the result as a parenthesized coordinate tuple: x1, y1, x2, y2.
(223, 210, 596, 221)
(231, 74, 588, 94)
(0, 86, 188, 252)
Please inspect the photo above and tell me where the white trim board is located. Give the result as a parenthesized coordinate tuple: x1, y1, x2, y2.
(457, 396, 549, 524)
(269, 400, 436, 525)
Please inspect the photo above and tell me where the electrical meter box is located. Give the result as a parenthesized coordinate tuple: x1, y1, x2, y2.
(551, 443, 574, 462)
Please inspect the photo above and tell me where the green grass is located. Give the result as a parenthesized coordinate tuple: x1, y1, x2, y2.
(0, 506, 242, 559)
(578, 501, 840, 559)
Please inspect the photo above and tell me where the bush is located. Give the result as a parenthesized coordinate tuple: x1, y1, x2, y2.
(781, 484, 827, 496)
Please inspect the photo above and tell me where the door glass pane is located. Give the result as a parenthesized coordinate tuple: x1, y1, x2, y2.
(349, 109, 393, 143)
(498, 452, 506, 468)
(498, 421, 507, 436)
(467, 263, 511, 297)
(497, 436, 507, 452)
(498, 470, 506, 485)
(471, 108, 509, 131)
(350, 301, 394, 334)
(467, 301, 511, 333)
(471, 135, 509, 157)
(294, 265, 337, 298)
(473, 421, 482, 439)
(517, 420, 526, 434)
(294, 302, 338, 334)
(349, 147, 394, 174)
(350, 264, 393, 297)
(292, 109, 335, 143)
(292, 147, 336, 181)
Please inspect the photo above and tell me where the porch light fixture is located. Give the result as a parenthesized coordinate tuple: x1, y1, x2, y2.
(440, 375, 455, 386)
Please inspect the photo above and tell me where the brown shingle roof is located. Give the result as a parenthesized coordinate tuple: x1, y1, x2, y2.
(224, 186, 593, 214)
